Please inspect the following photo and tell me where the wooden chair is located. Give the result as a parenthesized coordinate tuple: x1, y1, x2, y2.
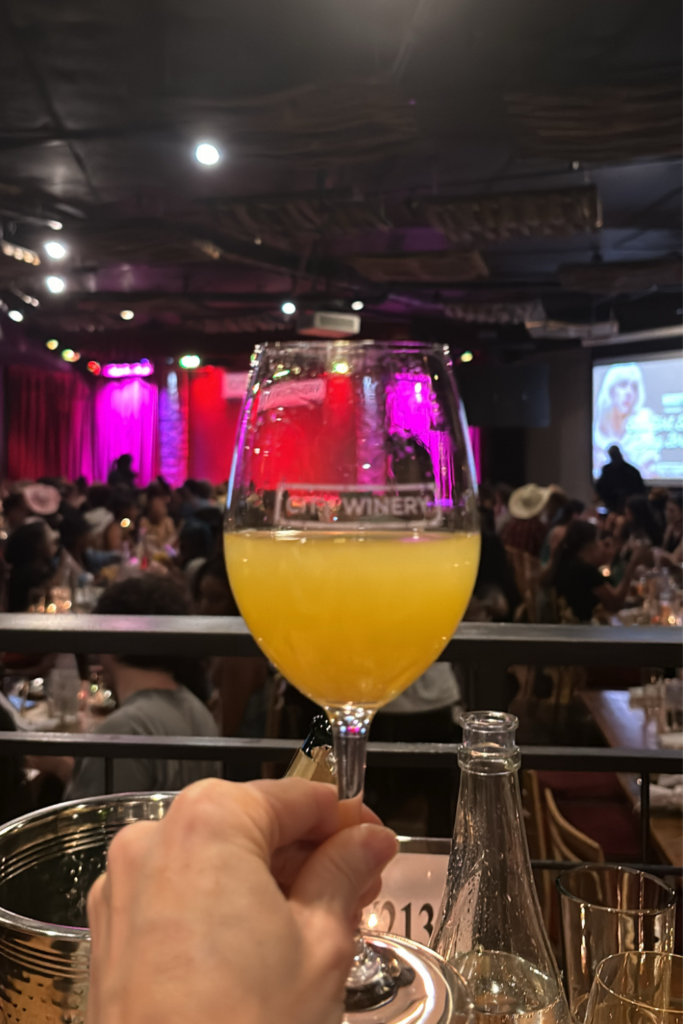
(521, 770, 553, 935)
(544, 787, 605, 863)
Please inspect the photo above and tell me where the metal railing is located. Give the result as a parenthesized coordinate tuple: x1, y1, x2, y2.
(0, 615, 680, 711)
(0, 615, 680, 875)
(0, 733, 679, 875)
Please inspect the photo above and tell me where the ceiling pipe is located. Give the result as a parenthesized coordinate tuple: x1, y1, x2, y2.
(581, 324, 683, 347)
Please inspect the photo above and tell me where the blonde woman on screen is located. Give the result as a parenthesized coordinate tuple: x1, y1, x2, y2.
(593, 363, 658, 478)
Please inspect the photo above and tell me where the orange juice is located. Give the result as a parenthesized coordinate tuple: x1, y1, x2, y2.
(224, 530, 480, 708)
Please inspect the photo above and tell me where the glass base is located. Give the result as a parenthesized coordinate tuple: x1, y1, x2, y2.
(343, 931, 472, 1024)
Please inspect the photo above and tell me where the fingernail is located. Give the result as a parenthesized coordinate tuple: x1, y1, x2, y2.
(358, 824, 398, 867)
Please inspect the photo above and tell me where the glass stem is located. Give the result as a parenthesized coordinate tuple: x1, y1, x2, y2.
(326, 705, 374, 805)
(326, 705, 397, 1005)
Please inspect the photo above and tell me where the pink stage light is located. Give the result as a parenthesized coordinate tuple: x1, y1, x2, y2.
(102, 358, 154, 379)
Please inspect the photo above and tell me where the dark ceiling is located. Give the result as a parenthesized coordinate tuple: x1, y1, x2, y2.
(0, 0, 680, 366)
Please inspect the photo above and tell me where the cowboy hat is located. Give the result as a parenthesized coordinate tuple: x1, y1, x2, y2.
(508, 483, 554, 521)
(23, 483, 61, 517)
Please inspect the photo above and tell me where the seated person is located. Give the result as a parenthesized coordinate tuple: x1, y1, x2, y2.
(85, 485, 137, 553)
(193, 557, 269, 736)
(177, 517, 213, 581)
(548, 520, 647, 622)
(494, 482, 513, 533)
(178, 478, 214, 522)
(620, 494, 663, 558)
(662, 493, 682, 554)
(500, 484, 557, 558)
(540, 499, 585, 566)
(192, 505, 224, 557)
(467, 507, 521, 620)
(5, 520, 57, 611)
(30, 576, 220, 798)
(1, 491, 29, 534)
(139, 484, 177, 551)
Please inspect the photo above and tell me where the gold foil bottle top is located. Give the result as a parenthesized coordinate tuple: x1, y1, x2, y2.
(285, 714, 336, 784)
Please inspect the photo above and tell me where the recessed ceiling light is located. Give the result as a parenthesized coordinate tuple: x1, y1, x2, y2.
(460, 351, 474, 363)
(281, 301, 296, 316)
(8, 310, 24, 322)
(120, 309, 135, 320)
(47, 220, 63, 231)
(351, 300, 364, 311)
(44, 240, 67, 259)
(179, 354, 201, 369)
(46, 339, 59, 350)
(195, 143, 221, 166)
(46, 276, 66, 294)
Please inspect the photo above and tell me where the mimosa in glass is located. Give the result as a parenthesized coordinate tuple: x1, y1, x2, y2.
(225, 341, 479, 1024)
(225, 529, 480, 707)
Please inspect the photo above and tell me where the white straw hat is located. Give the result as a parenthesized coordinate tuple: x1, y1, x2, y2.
(508, 483, 554, 521)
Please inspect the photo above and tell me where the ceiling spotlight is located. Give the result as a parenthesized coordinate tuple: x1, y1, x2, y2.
(8, 310, 24, 323)
(179, 354, 201, 369)
(46, 339, 59, 350)
(120, 309, 135, 320)
(47, 220, 63, 231)
(2, 240, 40, 265)
(281, 301, 297, 316)
(87, 360, 101, 375)
(460, 351, 474, 363)
(351, 300, 364, 312)
(61, 349, 80, 363)
(46, 275, 66, 294)
(195, 143, 221, 166)
(44, 240, 67, 260)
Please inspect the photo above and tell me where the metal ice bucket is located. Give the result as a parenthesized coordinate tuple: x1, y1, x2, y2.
(0, 792, 174, 1023)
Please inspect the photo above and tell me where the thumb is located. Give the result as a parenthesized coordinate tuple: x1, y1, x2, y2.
(290, 823, 397, 920)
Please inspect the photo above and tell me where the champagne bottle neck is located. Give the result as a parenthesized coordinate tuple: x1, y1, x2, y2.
(285, 715, 336, 784)
(433, 711, 570, 1022)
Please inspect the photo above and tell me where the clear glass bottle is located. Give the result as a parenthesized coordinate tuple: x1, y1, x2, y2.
(432, 712, 571, 1024)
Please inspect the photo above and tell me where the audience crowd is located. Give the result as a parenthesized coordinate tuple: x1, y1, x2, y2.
(0, 445, 680, 824)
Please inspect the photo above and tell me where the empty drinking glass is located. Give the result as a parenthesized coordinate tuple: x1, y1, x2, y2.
(557, 866, 676, 1022)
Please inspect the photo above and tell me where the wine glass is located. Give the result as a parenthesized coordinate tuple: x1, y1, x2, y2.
(557, 866, 676, 1022)
(224, 340, 479, 1022)
(585, 952, 683, 1024)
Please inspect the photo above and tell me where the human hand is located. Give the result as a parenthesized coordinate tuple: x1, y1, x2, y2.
(86, 778, 397, 1024)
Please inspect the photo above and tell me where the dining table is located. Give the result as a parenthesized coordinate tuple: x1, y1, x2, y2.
(580, 688, 682, 868)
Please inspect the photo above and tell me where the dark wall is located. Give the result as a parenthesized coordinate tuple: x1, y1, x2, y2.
(482, 427, 526, 487)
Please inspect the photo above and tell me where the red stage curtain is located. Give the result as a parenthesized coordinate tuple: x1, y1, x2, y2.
(188, 367, 242, 485)
(6, 366, 94, 481)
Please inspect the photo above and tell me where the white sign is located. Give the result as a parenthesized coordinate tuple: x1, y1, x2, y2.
(221, 372, 250, 400)
(361, 852, 449, 945)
